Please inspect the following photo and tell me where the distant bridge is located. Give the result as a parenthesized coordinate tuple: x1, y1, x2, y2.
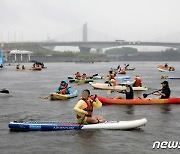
(2, 41, 180, 53)
(2, 23, 180, 52)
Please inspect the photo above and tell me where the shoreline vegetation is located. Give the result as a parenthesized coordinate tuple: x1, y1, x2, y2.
(5, 47, 180, 63)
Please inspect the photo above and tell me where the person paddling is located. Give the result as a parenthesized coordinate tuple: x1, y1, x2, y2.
(153, 81, 171, 99)
(22, 65, 25, 69)
(133, 75, 142, 87)
(74, 89, 106, 124)
(116, 81, 134, 99)
(75, 72, 81, 79)
(81, 73, 87, 80)
(56, 80, 71, 95)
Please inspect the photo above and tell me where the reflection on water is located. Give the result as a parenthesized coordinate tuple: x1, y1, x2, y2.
(160, 104, 171, 114)
(125, 105, 134, 114)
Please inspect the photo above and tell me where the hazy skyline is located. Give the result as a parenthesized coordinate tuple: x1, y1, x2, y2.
(1, 0, 180, 42)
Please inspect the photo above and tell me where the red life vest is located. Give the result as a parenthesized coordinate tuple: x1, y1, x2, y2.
(77, 98, 94, 119)
(133, 77, 142, 87)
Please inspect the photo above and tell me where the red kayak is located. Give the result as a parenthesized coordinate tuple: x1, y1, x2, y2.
(92, 96, 180, 105)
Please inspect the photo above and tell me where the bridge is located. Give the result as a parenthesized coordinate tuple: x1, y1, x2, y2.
(1, 23, 180, 52)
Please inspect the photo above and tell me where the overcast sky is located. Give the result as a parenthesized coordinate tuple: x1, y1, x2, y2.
(0, 0, 180, 42)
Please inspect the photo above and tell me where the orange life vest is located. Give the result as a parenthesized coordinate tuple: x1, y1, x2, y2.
(59, 83, 68, 94)
(133, 77, 142, 87)
(110, 74, 115, 79)
(77, 98, 94, 119)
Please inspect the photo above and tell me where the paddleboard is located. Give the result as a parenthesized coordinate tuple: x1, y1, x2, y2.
(8, 118, 147, 131)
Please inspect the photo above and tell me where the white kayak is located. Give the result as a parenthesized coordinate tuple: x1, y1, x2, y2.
(89, 82, 148, 91)
(8, 118, 147, 131)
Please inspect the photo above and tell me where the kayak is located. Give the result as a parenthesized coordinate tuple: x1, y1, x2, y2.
(50, 89, 78, 100)
(16, 68, 32, 71)
(118, 81, 135, 86)
(75, 79, 93, 83)
(157, 65, 175, 72)
(89, 83, 148, 91)
(95, 96, 180, 105)
(93, 76, 103, 79)
(125, 68, 135, 71)
(32, 67, 42, 71)
(8, 118, 147, 131)
(118, 70, 126, 74)
(161, 75, 180, 80)
(115, 75, 131, 80)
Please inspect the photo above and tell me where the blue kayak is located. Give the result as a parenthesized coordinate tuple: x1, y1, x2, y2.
(115, 75, 131, 80)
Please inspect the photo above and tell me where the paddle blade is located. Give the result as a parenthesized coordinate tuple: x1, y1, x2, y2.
(69, 79, 75, 83)
(143, 93, 148, 98)
(0, 89, 9, 94)
(92, 73, 98, 77)
(68, 77, 74, 79)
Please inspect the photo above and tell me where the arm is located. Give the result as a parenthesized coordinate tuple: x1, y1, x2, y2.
(74, 100, 87, 114)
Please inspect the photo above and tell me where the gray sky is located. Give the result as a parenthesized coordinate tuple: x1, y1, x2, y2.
(1, 0, 180, 42)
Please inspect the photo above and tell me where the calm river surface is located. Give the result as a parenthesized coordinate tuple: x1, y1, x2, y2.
(0, 61, 180, 154)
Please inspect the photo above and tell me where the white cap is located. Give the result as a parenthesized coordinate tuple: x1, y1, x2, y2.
(126, 81, 131, 85)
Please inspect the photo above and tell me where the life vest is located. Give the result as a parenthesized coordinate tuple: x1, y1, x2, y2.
(77, 98, 94, 119)
(133, 77, 142, 87)
(81, 74, 87, 80)
(75, 73, 81, 78)
(110, 74, 115, 79)
(59, 83, 68, 94)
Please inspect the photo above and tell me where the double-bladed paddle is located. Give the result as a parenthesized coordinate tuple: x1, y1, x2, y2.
(143, 89, 162, 98)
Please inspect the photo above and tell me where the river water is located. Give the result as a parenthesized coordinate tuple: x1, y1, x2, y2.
(0, 62, 180, 154)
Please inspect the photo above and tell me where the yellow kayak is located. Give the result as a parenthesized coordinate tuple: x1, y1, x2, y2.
(16, 68, 32, 71)
(50, 90, 78, 100)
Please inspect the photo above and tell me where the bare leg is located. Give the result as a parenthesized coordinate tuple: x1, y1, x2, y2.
(86, 116, 106, 124)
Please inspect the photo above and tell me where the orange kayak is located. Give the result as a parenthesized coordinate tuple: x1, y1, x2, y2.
(157, 65, 175, 72)
(92, 96, 180, 105)
(32, 67, 42, 71)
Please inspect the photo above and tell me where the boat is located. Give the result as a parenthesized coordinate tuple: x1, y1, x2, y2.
(157, 65, 175, 72)
(93, 76, 103, 80)
(50, 89, 78, 100)
(115, 75, 131, 80)
(89, 83, 148, 91)
(94, 96, 180, 105)
(8, 118, 147, 131)
(75, 79, 93, 83)
(118, 81, 135, 86)
(16, 68, 32, 71)
(125, 68, 135, 71)
(118, 70, 126, 74)
(32, 67, 42, 71)
(161, 75, 180, 80)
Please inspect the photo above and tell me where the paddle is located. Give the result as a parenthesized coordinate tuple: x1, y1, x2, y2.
(143, 89, 162, 98)
(68, 77, 74, 80)
(78, 94, 97, 129)
(0, 89, 9, 94)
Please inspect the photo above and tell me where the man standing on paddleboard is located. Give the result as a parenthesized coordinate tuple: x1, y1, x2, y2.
(74, 89, 106, 124)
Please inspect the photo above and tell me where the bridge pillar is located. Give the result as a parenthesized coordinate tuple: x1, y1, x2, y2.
(79, 47, 91, 52)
